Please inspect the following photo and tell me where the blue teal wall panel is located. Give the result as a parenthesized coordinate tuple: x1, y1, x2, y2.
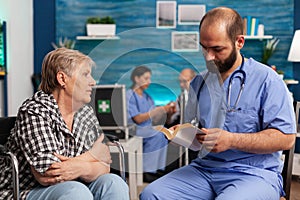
(201, 0, 294, 76)
(291, 0, 300, 101)
(34, 0, 55, 74)
(56, 0, 294, 104)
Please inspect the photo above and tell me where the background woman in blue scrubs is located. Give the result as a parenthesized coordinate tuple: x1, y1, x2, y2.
(126, 66, 175, 182)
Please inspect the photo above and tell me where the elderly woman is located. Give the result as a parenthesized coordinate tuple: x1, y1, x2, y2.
(0, 48, 129, 200)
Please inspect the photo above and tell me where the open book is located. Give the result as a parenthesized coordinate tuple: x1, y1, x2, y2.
(154, 123, 205, 151)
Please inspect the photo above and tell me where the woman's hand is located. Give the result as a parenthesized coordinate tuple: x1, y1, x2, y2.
(164, 102, 176, 114)
(88, 134, 112, 164)
(45, 152, 110, 183)
(44, 154, 84, 182)
(30, 156, 82, 186)
(31, 166, 59, 186)
(31, 137, 112, 185)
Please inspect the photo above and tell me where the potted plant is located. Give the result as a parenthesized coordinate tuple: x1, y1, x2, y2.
(261, 38, 280, 66)
(51, 37, 76, 49)
(86, 16, 116, 36)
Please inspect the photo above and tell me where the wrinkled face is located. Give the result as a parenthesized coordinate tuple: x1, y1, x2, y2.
(200, 22, 238, 73)
(179, 72, 192, 91)
(65, 63, 96, 108)
(179, 76, 189, 91)
(134, 71, 151, 90)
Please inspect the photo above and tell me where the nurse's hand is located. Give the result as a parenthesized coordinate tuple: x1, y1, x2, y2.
(196, 128, 233, 153)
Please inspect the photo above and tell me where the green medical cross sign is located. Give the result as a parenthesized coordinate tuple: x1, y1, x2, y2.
(97, 100, 111, 113)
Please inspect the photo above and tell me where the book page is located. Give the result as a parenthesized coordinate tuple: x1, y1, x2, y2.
(154, 125, 174, 140)
(154, 123, 204, 151)
(172, 125, 202, 151)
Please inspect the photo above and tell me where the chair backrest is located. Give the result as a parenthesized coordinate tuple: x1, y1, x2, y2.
(281, 101, 299, 200)
(282, 146, 295, 200)
(31, 73, 41, 93)
(0, 117, 17, 145)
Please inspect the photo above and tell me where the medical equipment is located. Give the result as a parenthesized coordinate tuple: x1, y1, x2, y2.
(197, 55, 245, 112)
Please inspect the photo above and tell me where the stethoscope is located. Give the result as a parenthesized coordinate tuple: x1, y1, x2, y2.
(132, 90, 152, 112)
(226, 55, 246, 111)
(197, 54, 246, 113)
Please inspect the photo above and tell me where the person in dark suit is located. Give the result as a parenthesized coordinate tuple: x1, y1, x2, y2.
(166, 68, 196, 128)
(165, 68, 198, 166)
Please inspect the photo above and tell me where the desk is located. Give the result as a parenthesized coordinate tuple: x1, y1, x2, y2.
(109, 136, 143, 200)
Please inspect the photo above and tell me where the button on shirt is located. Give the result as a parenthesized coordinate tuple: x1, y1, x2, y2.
(0, 90, 101, 199)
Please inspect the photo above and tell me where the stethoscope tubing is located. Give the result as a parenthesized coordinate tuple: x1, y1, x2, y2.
(197, 55, 246, 112)
(132, 90, 151, 112)
(227, 55, 245, 111)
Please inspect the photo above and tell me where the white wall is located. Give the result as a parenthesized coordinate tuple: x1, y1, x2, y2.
(0, 0, 34, 116)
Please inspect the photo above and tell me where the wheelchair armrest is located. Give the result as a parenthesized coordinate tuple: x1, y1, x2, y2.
(104, 134, 126, 182)
(0, 144, 20, 200)
(0, 144, 7, 156)
(105, 134, 120, 143)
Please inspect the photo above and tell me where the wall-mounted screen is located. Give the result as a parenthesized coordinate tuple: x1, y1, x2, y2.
(0, 20, 5, 74)
(0, 20, 6, 117)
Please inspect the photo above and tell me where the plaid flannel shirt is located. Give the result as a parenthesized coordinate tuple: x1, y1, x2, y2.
(0, 90, 101, 199)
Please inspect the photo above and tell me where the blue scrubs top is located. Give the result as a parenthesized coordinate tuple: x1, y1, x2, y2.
(126, 89, 168, 172)
(185, 58, 296, 190)
(127, 89, 154, 131)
